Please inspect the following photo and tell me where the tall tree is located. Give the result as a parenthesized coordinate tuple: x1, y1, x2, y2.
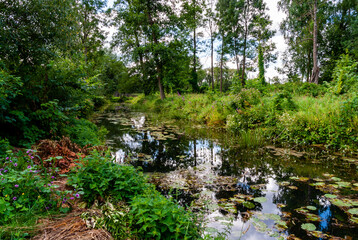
(205, 0, 218, 90)
(279, 0, 328, 83)
(251, 4, 276, 85)
(216, 0, 243, 79)
(113, 0, 191, 99)
(217, 0, 269, 87)
(77, 0, 107, 64)
(182, 0, 204, 92)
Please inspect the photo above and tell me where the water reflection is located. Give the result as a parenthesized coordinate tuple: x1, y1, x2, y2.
(95, 110, 358, 240)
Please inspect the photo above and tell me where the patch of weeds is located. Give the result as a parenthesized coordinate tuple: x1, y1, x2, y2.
(68, 151, 150, 204)
(0, 150, 79, 238)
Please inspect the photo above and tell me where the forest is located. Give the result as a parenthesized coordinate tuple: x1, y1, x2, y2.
(0, 0, 357, 239)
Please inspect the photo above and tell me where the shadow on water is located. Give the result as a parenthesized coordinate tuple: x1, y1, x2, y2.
(95, 109, 358, 240)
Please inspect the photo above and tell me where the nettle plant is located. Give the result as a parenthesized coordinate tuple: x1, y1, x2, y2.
(0, 150, 81, 223)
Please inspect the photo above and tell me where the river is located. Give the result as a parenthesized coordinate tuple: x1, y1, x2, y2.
(95, 107, 358, 240)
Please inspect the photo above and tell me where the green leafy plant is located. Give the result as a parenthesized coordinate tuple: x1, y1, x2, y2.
(130, 190, 200, 240)
(331, 52, 358, 95)
(0, 150, 71, 225)
(68, 151, 150, 204)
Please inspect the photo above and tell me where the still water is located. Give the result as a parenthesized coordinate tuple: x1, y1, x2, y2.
(95, 108, 358, 240)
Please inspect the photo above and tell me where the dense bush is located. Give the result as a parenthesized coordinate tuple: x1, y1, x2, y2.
(68, 152, 201, 239)
(63, 119, 108, 147)
(130, 190, 200, 240)
(330, 53, 358, 95)
(68, 151, 151, 204)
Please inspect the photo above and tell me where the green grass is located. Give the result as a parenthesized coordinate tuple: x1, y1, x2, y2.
(128, 88, 358, 153)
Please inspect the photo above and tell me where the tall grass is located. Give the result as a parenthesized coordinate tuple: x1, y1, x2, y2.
(127, 89, 358, 152)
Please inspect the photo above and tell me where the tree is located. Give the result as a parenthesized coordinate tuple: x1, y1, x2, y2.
(181, 0, 204, 92)
(204, 0, 218, 90)
(251, 4, 276, 85)
(216, 0, 242, 80)
(279, 0, 329, 84)
(217, 0, 270, 87)
(113, 0, 192, 99)
(77, 0, 107, 64)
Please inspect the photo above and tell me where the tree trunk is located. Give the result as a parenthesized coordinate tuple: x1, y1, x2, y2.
(220, 37, 224, 92)
(211, 34, 214, 90)
(234, 41, 240, 76)
(146, 0, 165, 99)
(209, 20, 214, 90)
(241, 16, 248, 87)
(134, 30, 147, 91)
(83, 8, 88, 64)
(192, 0, 198, 92)
(311, 0, 319, 84)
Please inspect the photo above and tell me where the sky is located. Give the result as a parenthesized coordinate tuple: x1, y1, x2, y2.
(105, 0, 288, 80)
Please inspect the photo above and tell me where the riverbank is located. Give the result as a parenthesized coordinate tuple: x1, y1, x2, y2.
(129, 84, 358, 154)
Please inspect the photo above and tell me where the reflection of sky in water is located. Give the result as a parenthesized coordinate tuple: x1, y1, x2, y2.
(318, 197, 332, 234)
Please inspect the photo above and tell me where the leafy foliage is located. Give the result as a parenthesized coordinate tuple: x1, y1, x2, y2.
(130, 190, 200, 239)
(68, 151, 150, 204)
(0, 150, 77, 226)
(330, 52, 358, 95)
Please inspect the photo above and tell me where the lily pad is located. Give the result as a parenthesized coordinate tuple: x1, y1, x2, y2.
(348, 208, 358, 215)
(266, 213, 281, 221)
(331, 177, 342, 181)
(243, 201, 255, 209)
(253, 197, 267, 203)
(252, 218, 268, 233)
(289, 176, 299, 180)
(275, 220, 288, 229)
(350, 217, 358, 224)
(330, 199, 351, 207)
(324, 194, 337, 199)
(297, 177, 310, 182)
(305, 213, 321, 222)
(230, 197, 245, 204)
(310, 182, 325, 187)
(336, 181, 351, 188)
(306, 206, 317, 211)
(310, 231, 326, 238)
(301, 223, 316, 231)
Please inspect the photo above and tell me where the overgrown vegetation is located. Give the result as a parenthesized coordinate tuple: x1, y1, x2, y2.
(0, 149, 81, 238)
(1, 0, 357, 238)
(0, 148, 202, 239)
(131, 61, 358, 152)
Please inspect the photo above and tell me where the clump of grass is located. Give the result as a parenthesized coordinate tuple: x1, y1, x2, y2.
(236, 129, 266, 149)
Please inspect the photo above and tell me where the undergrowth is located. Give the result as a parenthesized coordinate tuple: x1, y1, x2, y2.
(129, 83, 358, 152)
(68, 151, 202, 239)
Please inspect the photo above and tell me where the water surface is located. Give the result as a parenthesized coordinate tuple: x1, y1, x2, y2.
(95, 108, 358, 240)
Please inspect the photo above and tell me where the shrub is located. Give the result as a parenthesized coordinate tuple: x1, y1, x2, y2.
(130, 190, 200, 240)
(63, 118, 108, 147)
(331, 52, 358, 95)
(68, 151, 150, 204)
(0, 138, 10, 160)
(92, 96, 107, 109)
